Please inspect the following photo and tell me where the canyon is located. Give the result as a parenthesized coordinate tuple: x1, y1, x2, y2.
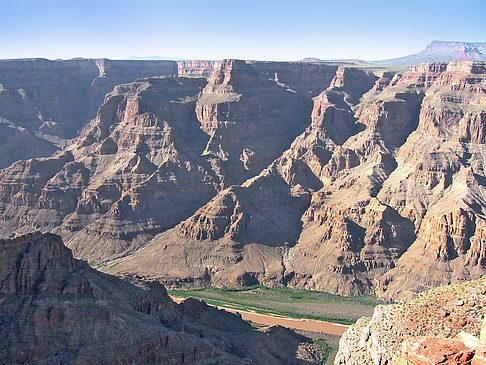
(0, 57, 485, 304)
(0, 58, 177, 168)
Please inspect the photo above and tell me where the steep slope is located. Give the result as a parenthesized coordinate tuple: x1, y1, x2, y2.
(374, 62, 486, 300)
(0, 232, 322, 364)
(377, 41, 486, 66)
(0, 76, 216, 261)
(105, 65, 379, 288)
(0, 58, 177, 167)
(335, 277, 486, 364)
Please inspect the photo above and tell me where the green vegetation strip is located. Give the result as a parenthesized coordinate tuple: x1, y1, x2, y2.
(168, 285, 382, 326)
(313, 338, 332, 364)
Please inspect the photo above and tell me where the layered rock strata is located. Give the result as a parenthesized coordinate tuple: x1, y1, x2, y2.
(1, 60, 485, 301)
(177, 60, 220, 78)
(0, 58, 178, 167)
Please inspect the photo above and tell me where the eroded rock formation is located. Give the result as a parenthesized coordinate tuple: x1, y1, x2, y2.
(0, 232, 322, 364)
(0, 58, 178, 167)
(0, 59, 485, 301)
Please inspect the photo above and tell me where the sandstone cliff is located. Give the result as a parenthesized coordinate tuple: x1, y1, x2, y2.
(334, 277, 486, 364)
(1, 60, 486, 301)
(0, 232, 322, 364)
(177, 60, 220, 78)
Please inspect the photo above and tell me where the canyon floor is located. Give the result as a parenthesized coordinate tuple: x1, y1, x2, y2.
(166, 285, 379, 325)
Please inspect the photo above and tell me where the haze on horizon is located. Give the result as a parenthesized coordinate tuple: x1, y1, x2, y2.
(2, 0, 485, 62)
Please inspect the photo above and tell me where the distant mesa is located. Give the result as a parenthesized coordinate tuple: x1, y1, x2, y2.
(376, 40, 486, 65)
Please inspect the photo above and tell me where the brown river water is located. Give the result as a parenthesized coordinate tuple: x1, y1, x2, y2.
(170, 296, 349, 336)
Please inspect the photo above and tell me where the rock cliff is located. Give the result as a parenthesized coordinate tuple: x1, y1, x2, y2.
(177, 60, 220, 78)
(1, 59, 485, 301)
(0, 232, 322, 364)
(334, 277, 486, 364)
(0, 58, 177, 168)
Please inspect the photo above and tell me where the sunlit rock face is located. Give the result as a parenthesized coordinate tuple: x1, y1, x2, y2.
(335, 277, 486, 364)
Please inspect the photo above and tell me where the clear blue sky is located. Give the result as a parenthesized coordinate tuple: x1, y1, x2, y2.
(1, 0, 485, 61)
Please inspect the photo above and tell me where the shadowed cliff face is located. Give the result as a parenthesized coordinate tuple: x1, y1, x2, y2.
(0, 59, 486, 301)
(0, 232, 322, 364)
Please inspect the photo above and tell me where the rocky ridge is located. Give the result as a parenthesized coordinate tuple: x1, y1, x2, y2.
(0, 59, 485, 301)
(0, 232, 322, 364)
(334, 277, 486, 364)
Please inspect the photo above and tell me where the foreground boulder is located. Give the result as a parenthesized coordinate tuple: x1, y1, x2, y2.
(0, 232, 322, 364)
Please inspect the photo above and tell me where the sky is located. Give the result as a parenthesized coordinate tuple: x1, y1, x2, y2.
(1, 0, 485, 61)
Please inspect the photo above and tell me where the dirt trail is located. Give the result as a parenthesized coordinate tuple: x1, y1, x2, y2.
(170, 296, 349, 336)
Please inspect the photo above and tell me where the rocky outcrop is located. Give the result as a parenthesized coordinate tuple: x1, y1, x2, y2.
(394, 334, 485, 365)
(0, 232, 322, 364)
(0, 58, 177, 167)
(334, 277, 486, 364)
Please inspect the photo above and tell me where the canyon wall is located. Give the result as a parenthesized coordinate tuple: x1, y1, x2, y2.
(0, 58, 177, 168)
(0, 59, 485, 301)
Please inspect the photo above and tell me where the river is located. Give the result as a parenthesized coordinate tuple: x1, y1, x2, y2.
(170, 296, 349, 336)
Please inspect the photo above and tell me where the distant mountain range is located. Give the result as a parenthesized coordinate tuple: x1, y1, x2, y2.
(376, 40, 486, 65)
(302, 41, 486, 66)
(122, 55, 184, 61)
